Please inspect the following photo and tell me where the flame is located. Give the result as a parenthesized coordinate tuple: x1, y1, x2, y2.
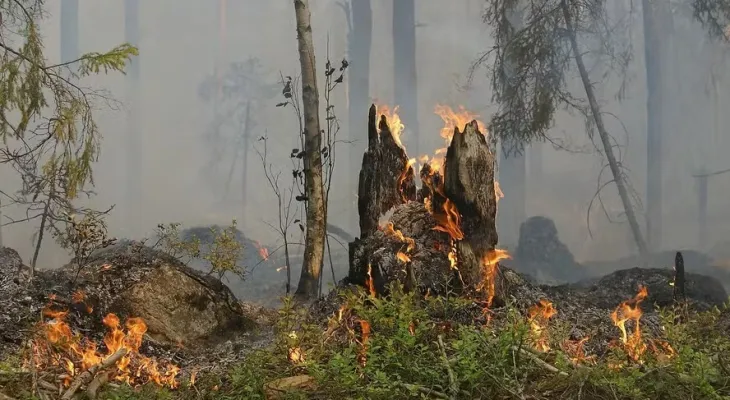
(366, 264, 376, 297)
(610, 286, 649, 362)
(562, 337, 595, 365)
(382, 222, 416, 253)
(478, 249, 511, 308)
(375, 104, 405, 148)
(30, 305, 179, 389)
(357, 320, 371, 367)
(397, 252, 411, 263)
(254, 241, 269, 261)
(287, 331, 305, 364)
(528, 299, 556, 352)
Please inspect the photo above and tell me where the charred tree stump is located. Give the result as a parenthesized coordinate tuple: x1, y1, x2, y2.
(348, 106, 501, 299)
(442, 121, 499, 297)
(349, 104, 416, 286)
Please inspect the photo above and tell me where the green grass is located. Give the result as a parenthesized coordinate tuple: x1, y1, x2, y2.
(3, 284, 730, 400)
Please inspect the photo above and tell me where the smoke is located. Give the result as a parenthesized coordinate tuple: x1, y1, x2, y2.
(1, 0, 728, 277)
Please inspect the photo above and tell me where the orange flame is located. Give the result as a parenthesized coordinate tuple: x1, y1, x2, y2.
(357, 320, 371, 367)
(610, 286, 649, 362)
(375, 104, 405, 148)
(478, 249, 511, 308)
(254, 241, 269, 261)
(528, 299, 556, 352)
(366, 264, 376, 297)
(31, 306, 179, 389)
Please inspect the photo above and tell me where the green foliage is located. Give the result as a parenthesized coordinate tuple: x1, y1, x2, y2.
(154, 220, 246, 280)
(53, 210, 116, 276)
(0, 0, 137, 264)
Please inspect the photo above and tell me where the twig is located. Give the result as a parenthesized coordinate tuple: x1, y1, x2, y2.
(437, 335, 458, 400)
(85, 371, 110, 400)
(511, 345, 568, 376)
(0, 392, 18, 400)
(395, 382, 450, 399)
(61, 348, 127, 400)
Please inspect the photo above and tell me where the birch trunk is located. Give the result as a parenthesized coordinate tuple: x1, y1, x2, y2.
(293, 0, 326, 300)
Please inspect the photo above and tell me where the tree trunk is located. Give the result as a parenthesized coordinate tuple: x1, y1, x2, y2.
(642, 0, 669, 253)
(393, 0, 419, 156)
(347, 0, 372, 235)
(495, 4, 526, 251)
(241, 101, 251, 224)
(293, 0, 326, 300)
(124, 0, 141, 228)
(560, 0, 649, 260)
(60, 0, 78, 63)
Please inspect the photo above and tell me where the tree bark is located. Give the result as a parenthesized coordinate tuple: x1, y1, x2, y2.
(293, 0, 326, 300)
(347, 0, 372, 235)
(561, 0, 649, 260)
(393, 0, 420, 156)
(443, 121, 499, 289)
(642, 0, 669, 253)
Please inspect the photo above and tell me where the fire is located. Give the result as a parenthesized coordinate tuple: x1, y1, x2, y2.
(419, 105, 488, 175)
(397, 252, 411, 263)
(382, 222, 416, 253)
(527, 299, 556, 352)
(366, 264, 376, 297)
(562, 337, 595, 365)
(610, 285, 649, 362)
(31, 300, 179, 389)
(478, 249, 511, 308)
(375, 104, 405, 148)
(254, 241, 269, 261)
(356, 320, 371, 367)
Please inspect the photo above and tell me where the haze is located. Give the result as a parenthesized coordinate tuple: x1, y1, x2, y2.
(1, 0, 728, 273)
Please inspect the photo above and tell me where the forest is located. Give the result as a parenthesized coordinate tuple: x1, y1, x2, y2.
(1, 0, 730, 399)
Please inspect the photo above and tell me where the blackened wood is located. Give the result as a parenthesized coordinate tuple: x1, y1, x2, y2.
(674, 251, 685, 302)
(442, 121, 499, 291)
(357, 104, 416, 238)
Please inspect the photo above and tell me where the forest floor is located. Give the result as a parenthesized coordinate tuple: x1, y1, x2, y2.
(2, 282, 729, 400)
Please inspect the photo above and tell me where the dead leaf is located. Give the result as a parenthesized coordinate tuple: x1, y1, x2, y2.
(264, 375, 316, 400)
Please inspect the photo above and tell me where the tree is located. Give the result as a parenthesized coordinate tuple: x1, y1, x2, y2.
(292, 0, 326, 300)
(0, 0, 137, 273)
(198, 58, 278, 214)
(480, 0, 729, 261)
(495, 3, 526, 250)
(342, 0, 372, 235)
(393, 0, 420, 156)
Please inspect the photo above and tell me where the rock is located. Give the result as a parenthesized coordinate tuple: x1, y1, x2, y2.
(510, 216, 585, 283)
(0, 242, 255, 361)
(0, 247, 25, 289)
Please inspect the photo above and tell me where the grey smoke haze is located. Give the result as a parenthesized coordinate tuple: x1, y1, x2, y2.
(2, 0, 729, 272)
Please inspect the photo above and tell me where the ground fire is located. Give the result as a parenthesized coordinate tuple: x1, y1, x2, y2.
(27, 294, 179, 394)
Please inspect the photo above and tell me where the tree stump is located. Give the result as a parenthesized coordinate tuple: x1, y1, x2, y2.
(348, 106, 501, 299)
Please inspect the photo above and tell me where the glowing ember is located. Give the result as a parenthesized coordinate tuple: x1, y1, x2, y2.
(610, 285, 649, 362)
(562, 337, 596, 365)
(375, 103, 405, 148)
(30, 302, 179, 389)
(527, 299, 556, 352)
(397, 252, 411, 263)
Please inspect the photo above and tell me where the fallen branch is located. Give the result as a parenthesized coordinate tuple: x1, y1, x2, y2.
(512, 345, 568, 376)
(437, 335, 458, 400)
(0, 392, 18, 400)
(86, 371, 110, 399)
(61, 348, 127, 400)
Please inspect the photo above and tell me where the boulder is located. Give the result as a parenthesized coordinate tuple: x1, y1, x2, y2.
(510, 216, 586, 283)
(0, 242, 255, 360)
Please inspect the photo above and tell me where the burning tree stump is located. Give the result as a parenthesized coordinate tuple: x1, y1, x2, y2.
(348, 105, 502, 299)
